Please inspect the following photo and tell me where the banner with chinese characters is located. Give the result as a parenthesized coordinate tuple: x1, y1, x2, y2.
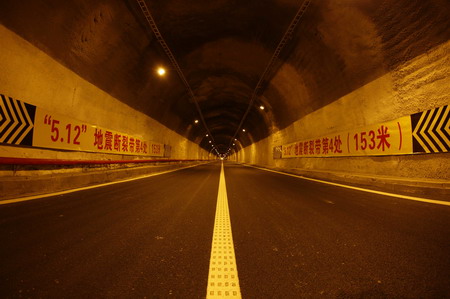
(0, 94, 164, 157)
(1, 94, 448, 158)
(281, 105, 449, 158)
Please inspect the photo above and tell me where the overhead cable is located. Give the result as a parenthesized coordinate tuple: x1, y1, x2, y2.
(228, 0, 312, 150)
(136, 0, 215, 145)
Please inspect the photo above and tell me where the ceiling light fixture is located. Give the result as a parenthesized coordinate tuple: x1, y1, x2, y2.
(194, 119, 199, 124)
(157, 67, 166, 76)
(259, 105, 265, 110)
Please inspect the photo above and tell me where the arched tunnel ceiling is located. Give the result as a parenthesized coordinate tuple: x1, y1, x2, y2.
(137, 0, 298, 152)
(1, 0, 449, 154)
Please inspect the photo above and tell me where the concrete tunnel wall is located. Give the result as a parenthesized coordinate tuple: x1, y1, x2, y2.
(0, 25, 209, 163)
(232, 2, 450, 183)
(234, 41, 450, 180)
(0, 22, 213, 199)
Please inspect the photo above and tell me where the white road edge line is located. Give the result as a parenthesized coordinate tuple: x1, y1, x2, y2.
(243, 164, 450, 207)
(207, 162, 241, 298)
(0, 163, 208, 205)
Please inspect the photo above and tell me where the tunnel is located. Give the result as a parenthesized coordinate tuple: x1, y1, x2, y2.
(0, 0, 449, 297)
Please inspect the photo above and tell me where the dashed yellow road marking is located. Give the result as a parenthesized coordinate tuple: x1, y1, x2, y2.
(0, 163, 207, 205)
(244, 164, 450, 207)
(207, 162, 241, 298)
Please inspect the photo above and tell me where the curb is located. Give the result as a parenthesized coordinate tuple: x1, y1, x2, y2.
(242, 163, 450, 199)
(0, 161, 210, 201)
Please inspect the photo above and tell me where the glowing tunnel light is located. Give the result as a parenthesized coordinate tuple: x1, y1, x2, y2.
(157, 67, 166, 76)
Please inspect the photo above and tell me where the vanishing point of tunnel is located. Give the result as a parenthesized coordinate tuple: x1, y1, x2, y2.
(0, 0, 449, 298)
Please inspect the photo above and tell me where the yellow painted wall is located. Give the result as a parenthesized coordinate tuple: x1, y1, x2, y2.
(237, 41, 450, 180)
(0, 25, 208, 162)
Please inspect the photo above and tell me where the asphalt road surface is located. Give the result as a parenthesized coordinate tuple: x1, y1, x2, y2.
(1, 162, 449, 298)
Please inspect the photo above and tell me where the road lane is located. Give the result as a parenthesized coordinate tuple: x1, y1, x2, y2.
(2, 161, 449, 298)
(224, 162, 450, 298)
(0, 162, 221, 298)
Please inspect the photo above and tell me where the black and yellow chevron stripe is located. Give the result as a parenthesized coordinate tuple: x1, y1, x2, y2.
(411, 105, 450, 153)
(0, 94, 36, 146)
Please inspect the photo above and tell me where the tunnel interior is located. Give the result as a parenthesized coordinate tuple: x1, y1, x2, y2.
(0, 0, 449, 180)
(0, 2, 449, 297)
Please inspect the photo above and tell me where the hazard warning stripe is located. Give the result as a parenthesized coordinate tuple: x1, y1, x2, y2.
(17, 100, 34, 144)
(0, 94, 35, 146)
(412, 105, 449, 153)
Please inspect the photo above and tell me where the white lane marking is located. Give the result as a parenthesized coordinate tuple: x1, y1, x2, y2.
(207, 162, 241, 298)
(244, 164, 450, 207)
(0, 163, 208, 205)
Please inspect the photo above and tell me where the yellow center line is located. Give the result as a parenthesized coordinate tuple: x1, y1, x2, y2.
(207, 162, 241, 298)
(244, 164, 450, 207)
